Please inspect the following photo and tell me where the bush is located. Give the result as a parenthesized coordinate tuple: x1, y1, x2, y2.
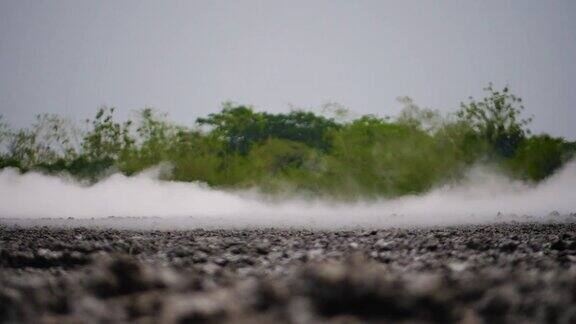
(458, 84, 531, 158)
(0, 85, 573, 199)
(507, 135, 575, 181)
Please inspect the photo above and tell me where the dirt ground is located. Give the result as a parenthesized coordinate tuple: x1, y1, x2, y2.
(2, 221, 576, 323)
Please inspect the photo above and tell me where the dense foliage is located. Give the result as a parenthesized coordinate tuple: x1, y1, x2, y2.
(1, 85, 574, 199)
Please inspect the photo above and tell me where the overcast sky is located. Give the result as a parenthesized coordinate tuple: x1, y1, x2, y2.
(1, 1, 575, 139)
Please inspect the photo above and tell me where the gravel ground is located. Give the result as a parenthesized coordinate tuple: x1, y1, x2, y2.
(2, 221, 576, 323)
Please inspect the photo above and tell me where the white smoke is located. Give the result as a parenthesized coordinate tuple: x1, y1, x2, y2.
(0, 162, 574, 229)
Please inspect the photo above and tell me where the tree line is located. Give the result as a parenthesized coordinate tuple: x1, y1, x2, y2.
(1, 84, 574, 199)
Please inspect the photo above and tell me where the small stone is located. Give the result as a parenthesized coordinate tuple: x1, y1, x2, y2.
(161, 293, 228, 323)
(255, 245, 270, 255)
(476, 288, 519, 318)
(448, 262, 468, 272)
(375, 239, 393, 251)
(466, 239, 488, 251)
(499, 241, 518, 253)
(551, 240, 568, 251)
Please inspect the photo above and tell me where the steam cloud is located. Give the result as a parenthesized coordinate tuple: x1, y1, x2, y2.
(0, 162, 574, 229)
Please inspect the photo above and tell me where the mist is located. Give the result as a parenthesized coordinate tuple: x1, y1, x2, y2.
(0, 161, 574, 229)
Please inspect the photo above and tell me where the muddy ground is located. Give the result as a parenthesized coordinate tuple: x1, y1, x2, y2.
(2, 221, 576, 323)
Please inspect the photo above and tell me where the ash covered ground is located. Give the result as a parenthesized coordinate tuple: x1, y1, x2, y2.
(2, 220, 576, 323)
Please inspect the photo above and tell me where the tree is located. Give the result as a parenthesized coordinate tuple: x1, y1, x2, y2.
(197, 103, 341, 155)
(82, 107, 134, 161)
(396, 96, 442, 133)
(249, 138, 314, 175)
(197, 103, 266, 155)
(5, 114, 79, 167)
(324, 116, 445, 198)
(262, 110, 340, 151)
(507, 135, 575, 181)
(457, 84, 531, 158)
(0, 115, 9, 150)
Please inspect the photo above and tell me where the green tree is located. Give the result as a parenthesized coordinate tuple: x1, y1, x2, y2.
(118, 108, 184, 175)
(197, 103, 266, 155)
(197, 103, 340, 155)
(0, 115, 9, 149)
(5, 114, 79, 168)
(507, 134, 575, 181)
(262, 110, 340, 151)
(323, 116, 447, 198)
(249, 138, 315, 174)
(82, 107, 134, 161)
(244, 138, 322, 194)
(396, 96, 442, 133)
(457, 84, 531, 158)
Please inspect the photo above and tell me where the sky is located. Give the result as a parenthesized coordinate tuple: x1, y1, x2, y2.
(1, 1, 575, 139)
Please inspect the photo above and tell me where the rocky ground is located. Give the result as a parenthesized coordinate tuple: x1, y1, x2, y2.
(2, 221, 576, 323)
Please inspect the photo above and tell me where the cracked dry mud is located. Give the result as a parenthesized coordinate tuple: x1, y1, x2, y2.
(2, 222, 576, 323)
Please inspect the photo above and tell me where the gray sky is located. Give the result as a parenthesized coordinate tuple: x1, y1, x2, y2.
(1, 1, 575, 139)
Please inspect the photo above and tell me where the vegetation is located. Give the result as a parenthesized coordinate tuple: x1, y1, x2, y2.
(0, 85, 574, 199)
